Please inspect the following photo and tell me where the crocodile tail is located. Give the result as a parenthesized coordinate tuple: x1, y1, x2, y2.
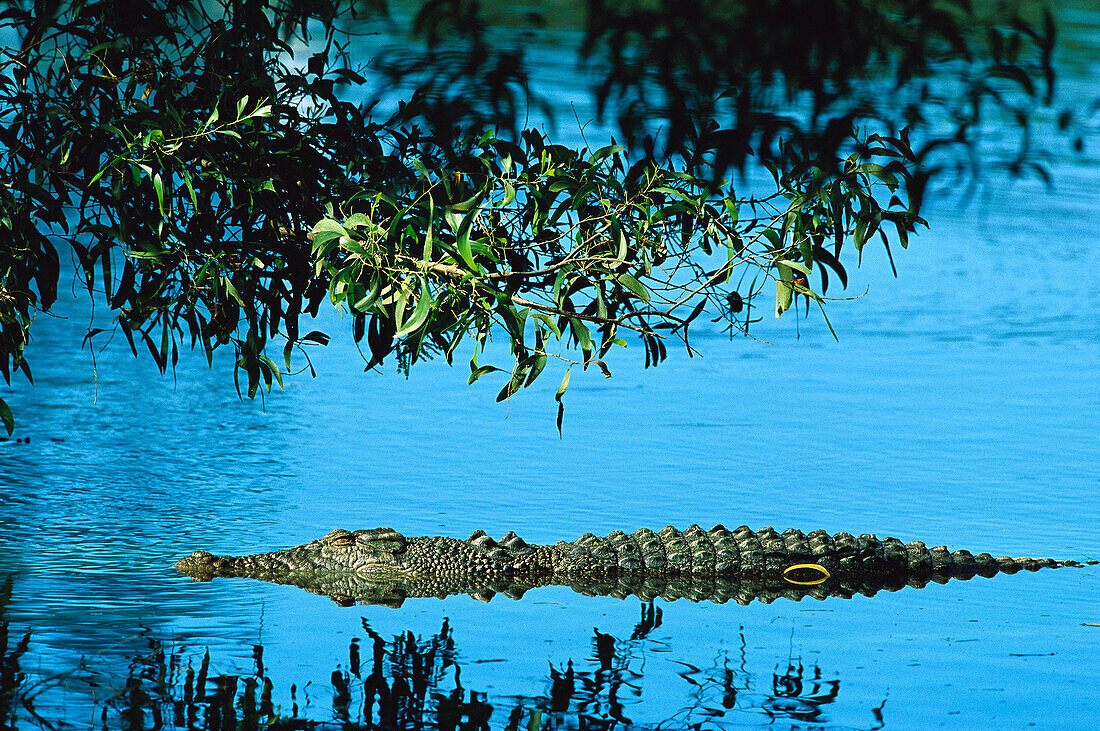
(901, 542, 1087, 584)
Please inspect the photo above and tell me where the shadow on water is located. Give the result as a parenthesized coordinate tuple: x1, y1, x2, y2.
(1, 593, 886, 731)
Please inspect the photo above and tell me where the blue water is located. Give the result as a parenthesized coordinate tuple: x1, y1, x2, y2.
(3, 17, 1100, 731)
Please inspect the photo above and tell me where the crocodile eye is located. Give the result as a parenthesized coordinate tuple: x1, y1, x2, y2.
(322, 529, 355, 546)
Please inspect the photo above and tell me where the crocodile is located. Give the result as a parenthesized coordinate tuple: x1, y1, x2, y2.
(174, 525, 1094, 608)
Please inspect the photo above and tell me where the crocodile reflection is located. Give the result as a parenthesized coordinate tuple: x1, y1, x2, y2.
(174, 524, 1089, 607)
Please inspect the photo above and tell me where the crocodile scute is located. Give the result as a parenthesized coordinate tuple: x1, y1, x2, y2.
(174, 525, 1093, 607)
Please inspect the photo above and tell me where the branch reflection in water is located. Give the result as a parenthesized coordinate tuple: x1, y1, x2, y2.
(2, 600, 886, 730)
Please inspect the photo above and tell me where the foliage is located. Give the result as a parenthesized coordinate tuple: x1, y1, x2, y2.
(311, 127, 922, 430)
(0, 0, 1069, 433)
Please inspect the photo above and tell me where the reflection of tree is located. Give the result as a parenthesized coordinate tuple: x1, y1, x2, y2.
(1, 574, 25, 729)
(766, 655, 841, 724)
(665, 650, 848, 728)
(2, 601, 888, 729)
(0, 575, 60, 731)
(331, 618, 469, 727)
(532, 603, 885, 730)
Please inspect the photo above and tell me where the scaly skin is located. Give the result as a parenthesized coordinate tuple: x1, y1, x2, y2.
(174, 525, 1093, 607)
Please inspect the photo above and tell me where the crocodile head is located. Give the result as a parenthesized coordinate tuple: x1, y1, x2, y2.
(174, 527, 412, 581)
(174, 528, 501, 607)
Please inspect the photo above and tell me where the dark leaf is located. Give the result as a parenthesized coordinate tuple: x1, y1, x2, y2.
(302, 331, 331, 346)
(0, 396, 12, 436)
(727, 291, 743, 314)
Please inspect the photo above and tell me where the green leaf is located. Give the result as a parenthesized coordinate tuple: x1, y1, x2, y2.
(259, 355, 284, 390)
(410, 158, 431, 179)
(569, 318, 593, 355)
(616, 273, 651, 303)
(454, 228, 474, 269)
(612, 218, 628, 262)
(223, 277, 245, 307)
(496, 302, 528, 345)
(182, 169, 198, 207)
(761, 228, 782, 249)
(445, 207, 480, 270)
(776, 259, 812, 277)
(127, 249, 172, 260)
(152, 172, 166, 215)
(586, 144, 625, 164)
(525, 352, 548, 386)
(815, 299, 839, 341)
(311, 233, 342, 259)
(469, 364, 502, 384)
(313, 218, 350, 238)
(853, 219, 868, 251)
(650, 201, 693, 223)
(556, 367, 571, 400)
(548, 179, 576, 194)
(532, 312, 562, 339)
(344, 213, 371, 229)
(496, 365, 528, 401)
(302, 331, 331, 345)
(652, 186, 699, 205)
(775, 262, 794, 318)
(338, 235, 372, 259)
(88, 154, 125, 187)
(555, 366, 571, 435)
(353, 274, 382, 313)
(394, 277, 431, 337)
(390, 286, 411, 331)
(552, 267, 570, 306)
(422, 197, 435, 261)
(0, 396, 12, 436)
(500, 180, 516, 208)
(723, 198, 739, 225)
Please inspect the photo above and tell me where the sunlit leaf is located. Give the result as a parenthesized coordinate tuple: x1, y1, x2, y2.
(776, 259, 811, 277)
(525, 352, 547, 386)
(616, 273, 650, 303)
(223, 277, 245, 307)
(259, 355, 284, 390)
(153, 172, 165, 215)
(469, 364, 502, 384)
(394, 277, 431, 336)
(556, 367, 571, 399)
(532, 312, 562, 339)
(569, 318, 593, 355)
(775, 262, 794, 318)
